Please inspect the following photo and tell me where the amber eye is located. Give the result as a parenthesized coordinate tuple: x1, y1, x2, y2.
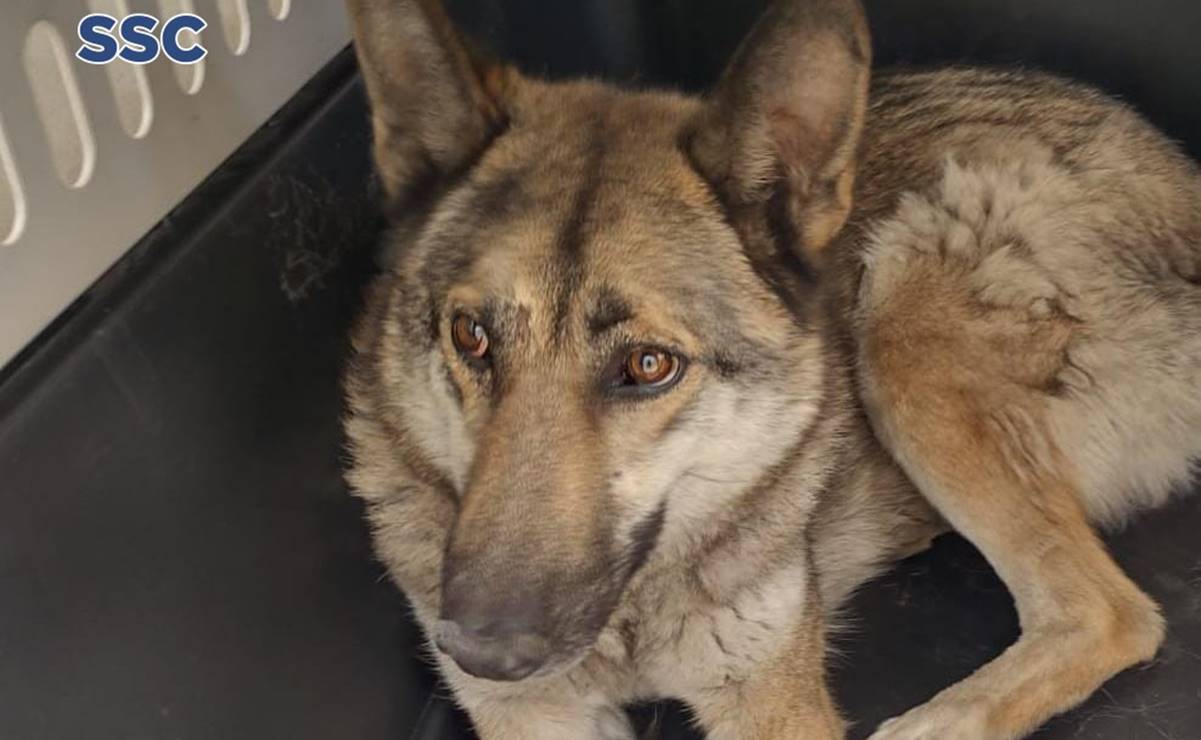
(452, 315, 490, 360)
(626, 347, 680, 387)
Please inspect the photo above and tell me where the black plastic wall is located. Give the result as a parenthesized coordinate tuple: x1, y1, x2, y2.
(1, 2, 1199, 739)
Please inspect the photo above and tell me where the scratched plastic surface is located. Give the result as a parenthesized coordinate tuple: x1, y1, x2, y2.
(0, 2, 1199, 738)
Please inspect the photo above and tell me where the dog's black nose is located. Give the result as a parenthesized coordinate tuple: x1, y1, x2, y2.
(433, 617, 551, 682)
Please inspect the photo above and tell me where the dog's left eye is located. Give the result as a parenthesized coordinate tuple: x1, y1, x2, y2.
(620, 347, 683, 392)
(452, 315, 490, 360)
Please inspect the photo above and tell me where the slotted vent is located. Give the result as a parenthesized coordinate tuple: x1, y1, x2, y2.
(216, 0, 251, 56)
(24, 20, 96, 188)
(88, 0, 154, 138)
(267, 0, 291, 21)
(0, 115, 27, 246)
(158, 0, 206, 95)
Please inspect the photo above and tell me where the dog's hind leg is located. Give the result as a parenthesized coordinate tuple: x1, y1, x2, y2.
(855, 215, 1167, 738)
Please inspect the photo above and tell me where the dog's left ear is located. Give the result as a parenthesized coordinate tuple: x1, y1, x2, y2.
(688, 0, 871, 262)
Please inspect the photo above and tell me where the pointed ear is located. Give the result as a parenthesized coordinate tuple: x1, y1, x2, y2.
(345, 0, 516, 209)
(688, 0, 870, 261)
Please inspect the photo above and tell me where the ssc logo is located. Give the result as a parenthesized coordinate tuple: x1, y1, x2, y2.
(76, 13, 208, 65)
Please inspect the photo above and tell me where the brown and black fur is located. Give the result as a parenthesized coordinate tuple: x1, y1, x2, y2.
(341, 0, 1201, 737)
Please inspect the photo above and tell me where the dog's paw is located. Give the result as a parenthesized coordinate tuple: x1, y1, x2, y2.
(868, 697, 991, 740)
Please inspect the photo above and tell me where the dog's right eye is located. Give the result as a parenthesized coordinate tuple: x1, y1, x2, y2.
(452, 315, 490, 360)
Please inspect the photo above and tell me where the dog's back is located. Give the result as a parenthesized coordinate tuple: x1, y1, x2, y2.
(852, 67, 1201, 524)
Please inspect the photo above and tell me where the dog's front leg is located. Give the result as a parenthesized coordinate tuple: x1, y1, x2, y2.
(465, 700, 635, 740)
(684, 612, 844, 740)
(438, 656, 635, 740)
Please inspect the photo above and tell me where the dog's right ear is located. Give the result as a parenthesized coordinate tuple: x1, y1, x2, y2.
(346, 0, 515, 210)
(688, 0, 871, 266)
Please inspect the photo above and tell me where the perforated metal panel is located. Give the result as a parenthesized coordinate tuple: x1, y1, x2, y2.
(0, 0, 349, 368)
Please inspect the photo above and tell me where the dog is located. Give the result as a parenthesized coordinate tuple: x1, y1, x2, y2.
(340, 0, 1201, 736)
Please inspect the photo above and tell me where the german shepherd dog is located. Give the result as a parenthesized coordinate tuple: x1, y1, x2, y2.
(341, 0, 1201, 736)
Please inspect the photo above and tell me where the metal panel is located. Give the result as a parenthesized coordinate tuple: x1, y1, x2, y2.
(0, 0, 349, 368)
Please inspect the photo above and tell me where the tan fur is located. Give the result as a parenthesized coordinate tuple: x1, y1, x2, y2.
(342, 0, 1201, 737)
(850, 121, 1199, 737)
(858, 243, 1166, 737)
(693, 605, 844, 740)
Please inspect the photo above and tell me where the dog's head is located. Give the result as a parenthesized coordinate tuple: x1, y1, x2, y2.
(346, 0, 870, 682)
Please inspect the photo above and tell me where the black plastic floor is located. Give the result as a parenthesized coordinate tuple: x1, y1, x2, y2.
(1, 2, 1199, 738)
